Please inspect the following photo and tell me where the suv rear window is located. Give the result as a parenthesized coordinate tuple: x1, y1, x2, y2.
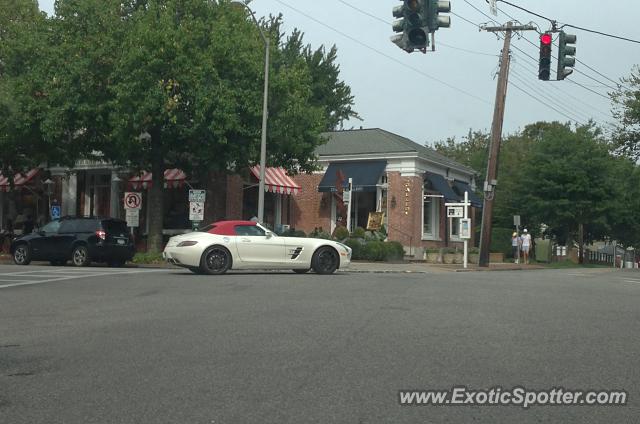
(102, 220, 128, 236)
(59, 219, 99, 233)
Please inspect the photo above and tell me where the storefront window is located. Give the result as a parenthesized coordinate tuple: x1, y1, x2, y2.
(423, 191, 440, 239)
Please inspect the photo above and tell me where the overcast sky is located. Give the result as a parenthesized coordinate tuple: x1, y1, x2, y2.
(38, 0, 639, 145)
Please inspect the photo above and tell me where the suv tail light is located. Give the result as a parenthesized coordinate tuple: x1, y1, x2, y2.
(96, 230, 106, 240)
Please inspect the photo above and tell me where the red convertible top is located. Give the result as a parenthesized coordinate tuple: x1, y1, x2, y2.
(207, 220, 257, 235)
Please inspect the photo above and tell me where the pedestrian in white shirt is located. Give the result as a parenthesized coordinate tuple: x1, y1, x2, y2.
(521, 229, 532, 264)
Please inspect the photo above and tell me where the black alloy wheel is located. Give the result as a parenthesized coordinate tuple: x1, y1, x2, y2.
(311, 247, 339, 275)
(200, 246, 231, 275)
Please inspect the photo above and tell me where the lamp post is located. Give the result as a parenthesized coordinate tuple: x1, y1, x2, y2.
(232, 0, 269, 223)
(43, 178, 54, 221)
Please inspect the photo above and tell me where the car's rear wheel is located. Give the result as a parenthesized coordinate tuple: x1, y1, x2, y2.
(50, 260, 66, 266)
(292, 268, 310, 274)
(200, 246, 231, 275)
(311, 247, 339, 275)
(13, 244, 31, 266)
(71, 245, 90, 267)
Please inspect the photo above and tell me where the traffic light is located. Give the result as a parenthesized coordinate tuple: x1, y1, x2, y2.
(556, 31, 577, 80)
(538, 32, 552, 81)
(426, 0, 451, 31)
(391, 0, 429, 53)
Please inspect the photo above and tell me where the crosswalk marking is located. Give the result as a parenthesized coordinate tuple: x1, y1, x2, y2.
(0, 268, 163, 289)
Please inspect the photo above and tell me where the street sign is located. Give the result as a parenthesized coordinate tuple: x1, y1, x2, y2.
(126, 209, 139, 227)
(189, 201, 204, 222)
(447, 206, 464, 218)
(189, 189, 206, 203)
(460, 218, 472, 239)
(514, 215, 521, 226)
(124, 192, 142, 210)
(50, 205, 61, 220)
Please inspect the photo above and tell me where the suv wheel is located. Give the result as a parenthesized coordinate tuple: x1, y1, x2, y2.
(71, 245, 90, 267)
(13, 244, 31, 265)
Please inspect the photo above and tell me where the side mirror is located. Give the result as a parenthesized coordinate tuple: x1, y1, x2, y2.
(265, 231, 273, 238)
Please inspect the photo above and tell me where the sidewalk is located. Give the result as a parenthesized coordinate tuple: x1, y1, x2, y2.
(0, 253, 543, 273)
(346, 260, 546, 273)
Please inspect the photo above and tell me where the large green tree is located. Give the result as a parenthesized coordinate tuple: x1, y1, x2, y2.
(43, 0, 356, 252)
(612, 65, 640, 158)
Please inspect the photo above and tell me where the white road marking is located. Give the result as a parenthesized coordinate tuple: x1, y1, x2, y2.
(0, 269, 164, 289)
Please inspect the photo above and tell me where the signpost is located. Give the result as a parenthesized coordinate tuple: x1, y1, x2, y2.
(188, 189, 206, 229)
(445, 191, 472, 268)
(50, 205, 61, 220)
(123, 192, 142, 240)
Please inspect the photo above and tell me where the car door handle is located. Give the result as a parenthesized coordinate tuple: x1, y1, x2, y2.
(241, 238, 251, 242)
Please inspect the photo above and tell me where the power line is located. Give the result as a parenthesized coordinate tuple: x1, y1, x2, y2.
(508, 81, 585, 125)
(273, 0, 491, 105)
(510, 68, 592, 124)
(567, 79, 612, 101)
(334, 0, 497, 57)
(496, 0, 640, 44)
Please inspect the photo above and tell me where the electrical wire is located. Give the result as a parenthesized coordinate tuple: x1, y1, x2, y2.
(508, 81, 586, 125)
(335, 0, 497, 57)
(496, 0, 640, 44)
(273, 0, 491, 105)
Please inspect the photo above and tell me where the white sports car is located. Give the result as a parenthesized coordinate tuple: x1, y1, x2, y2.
(163, 220, 352, 275)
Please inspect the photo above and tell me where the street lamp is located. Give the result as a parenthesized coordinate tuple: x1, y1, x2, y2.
(231, 0, 269, 223)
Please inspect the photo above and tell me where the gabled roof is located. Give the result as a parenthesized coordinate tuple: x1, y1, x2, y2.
(317, 128, 475, 175)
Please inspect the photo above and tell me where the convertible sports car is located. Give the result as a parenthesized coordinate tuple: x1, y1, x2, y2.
(163, 220, 352, 275)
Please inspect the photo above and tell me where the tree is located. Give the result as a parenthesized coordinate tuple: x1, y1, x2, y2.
(611, 65, 640, 159)
(517, 122, 612, 262)
(47, 0, 357, 252)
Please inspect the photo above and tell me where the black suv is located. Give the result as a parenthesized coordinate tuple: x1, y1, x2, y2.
(11, 216, 135, 267)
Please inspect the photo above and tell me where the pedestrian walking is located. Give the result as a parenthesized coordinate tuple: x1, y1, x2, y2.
(521, 229, 532, 264)
(511, 232, 521, 264)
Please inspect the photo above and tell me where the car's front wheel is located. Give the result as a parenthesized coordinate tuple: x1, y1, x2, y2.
(311, 247, 339, 275)
(200, 246, 231, 275)
(13, 244, 31, 266)
(71, 245, 90, 267)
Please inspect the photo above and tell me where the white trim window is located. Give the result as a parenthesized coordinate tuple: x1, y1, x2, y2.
(422, 189, 440, 240)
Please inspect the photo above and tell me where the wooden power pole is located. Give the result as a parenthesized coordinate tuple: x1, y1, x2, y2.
(478, 22, 536, 267)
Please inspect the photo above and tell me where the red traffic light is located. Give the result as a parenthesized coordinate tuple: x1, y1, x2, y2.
(540, 33, 552, 45)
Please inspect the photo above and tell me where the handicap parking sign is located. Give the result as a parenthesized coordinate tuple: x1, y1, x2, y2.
(51, 205, 61, 219)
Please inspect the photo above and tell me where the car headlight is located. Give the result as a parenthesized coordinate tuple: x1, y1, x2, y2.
(177, 241, 198, 247)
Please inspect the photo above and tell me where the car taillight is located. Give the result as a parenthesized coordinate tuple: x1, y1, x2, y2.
(96, 230, 106, 240)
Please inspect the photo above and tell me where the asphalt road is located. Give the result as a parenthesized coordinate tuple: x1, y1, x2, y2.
(1, 264, 638, 424)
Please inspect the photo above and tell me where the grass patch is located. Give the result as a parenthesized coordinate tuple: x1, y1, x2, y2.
(132, 252, 164, 264)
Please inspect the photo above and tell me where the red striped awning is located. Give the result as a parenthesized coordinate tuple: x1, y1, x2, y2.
(0, 168, 40, 192)
(250, 166, 301, 195)
(128, 168, 187, 190)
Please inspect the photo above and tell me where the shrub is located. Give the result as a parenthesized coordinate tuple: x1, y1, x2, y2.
(362, 240, 385, 261)
(468, 247, 480, 254)
(352, 227, 366, 239)
(345, 237, 364, 260)
(442, 247, 458, 254)
(383, 241, 405, 261)
(333, 226, 349, 241)
(282, 228, 306, 238)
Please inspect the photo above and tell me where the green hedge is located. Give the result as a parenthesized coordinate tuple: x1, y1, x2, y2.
(346, 238, 405, 262)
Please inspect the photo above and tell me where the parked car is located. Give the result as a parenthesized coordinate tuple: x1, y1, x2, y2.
(163, 220, 352, 275)
(11, 216, 135, 267)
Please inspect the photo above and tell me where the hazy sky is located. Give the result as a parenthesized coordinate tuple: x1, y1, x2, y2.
(38, 0, 639, 145)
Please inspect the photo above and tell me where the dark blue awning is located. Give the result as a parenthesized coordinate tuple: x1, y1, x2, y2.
(452, 180, 483, 208)
(424, 172, 459, 202)
(318, 161, 387, 192)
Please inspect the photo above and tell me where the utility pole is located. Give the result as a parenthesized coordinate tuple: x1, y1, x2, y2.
(478, 22, 536, 267)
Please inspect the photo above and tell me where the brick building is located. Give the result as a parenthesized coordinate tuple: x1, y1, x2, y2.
(286, 128, 482, 258)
